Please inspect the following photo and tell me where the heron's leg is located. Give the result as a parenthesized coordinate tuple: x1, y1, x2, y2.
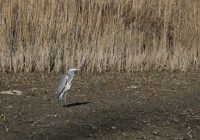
(64, 92, 67, 107)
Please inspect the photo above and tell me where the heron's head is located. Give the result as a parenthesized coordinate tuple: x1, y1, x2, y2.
(69, 68, 79, 71)
(68, 68, 80, 73)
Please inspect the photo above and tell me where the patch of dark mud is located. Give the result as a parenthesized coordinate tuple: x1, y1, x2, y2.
(0, 72, 200, 139)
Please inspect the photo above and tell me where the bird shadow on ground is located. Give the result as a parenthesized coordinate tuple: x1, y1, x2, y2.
(63, 101, 92, 108)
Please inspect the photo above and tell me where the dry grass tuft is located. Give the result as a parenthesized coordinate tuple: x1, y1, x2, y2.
(0, 0, 200, 73)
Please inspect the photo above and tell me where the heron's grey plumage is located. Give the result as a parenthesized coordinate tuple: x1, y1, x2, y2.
(57, 71, 69, 100)
(56, 68, 79, 104)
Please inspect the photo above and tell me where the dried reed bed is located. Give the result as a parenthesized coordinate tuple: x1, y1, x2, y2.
(0, 0, 200, 73)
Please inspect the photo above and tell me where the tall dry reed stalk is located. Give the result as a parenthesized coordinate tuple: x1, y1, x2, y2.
(0, 0, 200, 73)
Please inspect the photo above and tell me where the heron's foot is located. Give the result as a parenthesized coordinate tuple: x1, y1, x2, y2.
(63, 104, 67, 108)
(63, 100, 67, 108)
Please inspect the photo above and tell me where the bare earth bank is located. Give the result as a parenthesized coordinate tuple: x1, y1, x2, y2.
(0, 72, 200, 140)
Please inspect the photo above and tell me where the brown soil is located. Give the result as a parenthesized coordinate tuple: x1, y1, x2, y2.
(0, 72, 200, 140)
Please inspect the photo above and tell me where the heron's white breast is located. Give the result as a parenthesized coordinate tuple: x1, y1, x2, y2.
(64, 83, 71, 92)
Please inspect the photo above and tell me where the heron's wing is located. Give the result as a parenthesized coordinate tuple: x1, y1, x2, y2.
(57, 73, 68, 98)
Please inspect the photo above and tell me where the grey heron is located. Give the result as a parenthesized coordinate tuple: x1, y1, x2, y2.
(56, 68, 79, 106)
